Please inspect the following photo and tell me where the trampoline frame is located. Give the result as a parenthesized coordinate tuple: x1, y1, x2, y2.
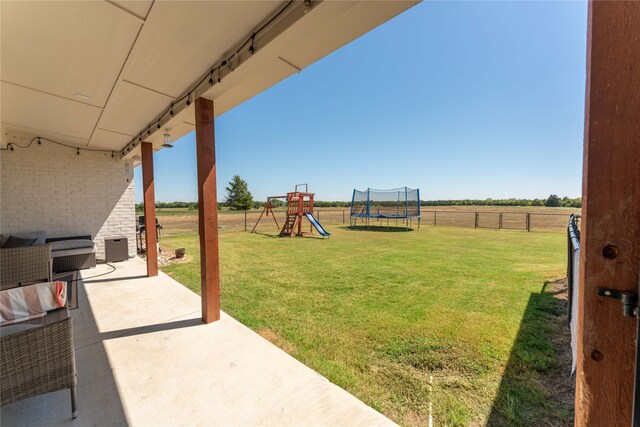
(349, 187, 421, 230)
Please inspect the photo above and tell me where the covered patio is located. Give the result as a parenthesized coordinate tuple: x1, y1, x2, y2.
(1, 258, 394, 426)
(1, 0, 639, 425)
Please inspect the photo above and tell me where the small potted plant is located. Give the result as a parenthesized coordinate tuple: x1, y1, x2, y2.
(175, 248, 186, 259)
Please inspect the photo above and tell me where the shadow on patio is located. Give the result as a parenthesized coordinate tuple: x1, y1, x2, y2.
(487, 279, 575, 426)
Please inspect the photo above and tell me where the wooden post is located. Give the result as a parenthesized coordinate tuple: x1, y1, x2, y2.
(434, 211, 437, 226)
(297, 195, 303, 236)
(526, 213, 531, 232)
(244, 210, 247, 232)
(141, 142, 157, 277)
(575, 2, 640, 425)
(474, 212, 479, 229)
(498, 213, 503, 230)
(195, 97, 220, 323)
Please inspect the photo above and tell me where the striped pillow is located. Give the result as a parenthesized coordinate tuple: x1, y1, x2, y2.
(0, 281, 66, 325)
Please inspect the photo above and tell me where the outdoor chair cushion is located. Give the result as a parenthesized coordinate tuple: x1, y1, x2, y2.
(0, 231, 46, 247)
(49, 239, 95, 252)
(0, 281, 67, 325)
(1, 236, 37, 249)
(49, 239, 95, 261)
(50, 247, 95, 258)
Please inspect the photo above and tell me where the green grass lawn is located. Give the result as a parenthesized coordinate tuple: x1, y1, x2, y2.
(160, 226, 569, 426)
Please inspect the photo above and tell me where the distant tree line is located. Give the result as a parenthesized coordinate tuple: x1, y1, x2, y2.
(423, 195, 581, 208)
(135, 201, 227, 211)
(136, 195, 580, 211)
(135, 201, 198, 211)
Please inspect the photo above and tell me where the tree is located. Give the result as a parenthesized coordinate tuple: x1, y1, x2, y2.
(545, 194, 561, 207)
(225, 175, 253, 210)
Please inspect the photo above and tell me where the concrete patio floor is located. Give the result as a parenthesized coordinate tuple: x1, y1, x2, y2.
(2, 258, 395, 426)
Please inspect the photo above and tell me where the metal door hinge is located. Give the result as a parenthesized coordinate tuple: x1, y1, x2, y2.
(596, 288, 638, 317)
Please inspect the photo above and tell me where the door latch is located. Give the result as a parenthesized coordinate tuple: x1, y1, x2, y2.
(596, 288, 638, 318)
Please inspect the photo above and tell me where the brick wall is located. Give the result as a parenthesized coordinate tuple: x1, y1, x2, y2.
(0, 140, 136, 260)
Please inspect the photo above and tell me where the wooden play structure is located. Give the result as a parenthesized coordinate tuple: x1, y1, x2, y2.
(251, 184, 330, 237)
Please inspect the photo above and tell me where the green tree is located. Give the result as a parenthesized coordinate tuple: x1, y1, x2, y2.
(225, 175, 253, 210)
(545, 194, 561, 207)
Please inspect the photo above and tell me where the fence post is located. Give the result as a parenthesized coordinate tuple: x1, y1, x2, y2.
(434, 211, 437, 226)
(342, 210, 345, 224)
(475, 212, 479, 228)
(244, 210, 247, 231)
(499, 213, 503, 230)
(526, 213, 531, 232)
(317, 210, 320, 221)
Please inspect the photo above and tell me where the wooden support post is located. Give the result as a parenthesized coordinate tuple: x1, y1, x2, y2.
(474, 212, 479, 229)
(269, 202, 280, 230)
(575, 2, 640, 425)
(195, 97, 220, 323)
(526, 213, 531, 232)
(141, 142, 157, 277)
(251, 205, 267, 233)
(297, 195, 303, 236)
(499, 213, 503, 230)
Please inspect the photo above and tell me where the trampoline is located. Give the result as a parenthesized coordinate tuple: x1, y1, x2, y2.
(350, 187, 421, 230)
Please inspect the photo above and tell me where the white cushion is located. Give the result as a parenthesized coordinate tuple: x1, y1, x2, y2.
(51, 247, 95, 257)
(49, 239, 94, 251)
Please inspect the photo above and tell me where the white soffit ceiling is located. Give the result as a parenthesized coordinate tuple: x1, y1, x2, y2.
(97, 80, 175, 137)
(1, 1, 419, 155)
(1, 1, 142, 108)
(0, 80, 101, 139)
(120, 1, 281, 99)
(109, 1, 153, 21)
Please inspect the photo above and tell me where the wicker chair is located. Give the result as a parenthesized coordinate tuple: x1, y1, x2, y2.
(1, 308, 78, 418)
(0, 251, 77, 419)
(0, 245, 52, 290)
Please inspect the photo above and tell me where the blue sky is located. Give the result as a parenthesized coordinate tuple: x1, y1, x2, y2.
(134, 1, 588, 203)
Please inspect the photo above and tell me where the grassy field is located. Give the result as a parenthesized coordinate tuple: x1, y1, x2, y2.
(157, 221, 572, 426)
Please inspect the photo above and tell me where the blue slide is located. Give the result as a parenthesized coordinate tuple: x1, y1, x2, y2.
(304, 212, 330, 237)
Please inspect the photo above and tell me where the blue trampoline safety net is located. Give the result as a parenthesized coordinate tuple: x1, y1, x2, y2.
(350, 187, 420, 218)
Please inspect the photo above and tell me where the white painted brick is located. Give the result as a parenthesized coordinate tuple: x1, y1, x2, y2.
(0, 142, 136, 259)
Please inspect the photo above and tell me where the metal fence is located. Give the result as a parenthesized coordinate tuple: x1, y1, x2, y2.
(420, 210, 576, 231)
(241, 208, 577, 233)
(151, 208, 578, 236)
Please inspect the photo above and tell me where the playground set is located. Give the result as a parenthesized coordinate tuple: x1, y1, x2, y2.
(252, 184, 330, 238)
